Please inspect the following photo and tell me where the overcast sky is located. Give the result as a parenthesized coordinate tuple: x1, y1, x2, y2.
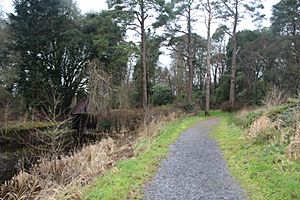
(1, 0, 281, 36)
(1, 0, 280, 24)
(1, 0, 281, 67)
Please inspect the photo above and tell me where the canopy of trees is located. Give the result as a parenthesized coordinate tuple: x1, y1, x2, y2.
(0, 0, 298, 116)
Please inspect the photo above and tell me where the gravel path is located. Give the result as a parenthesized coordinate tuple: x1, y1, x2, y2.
(143, 118, 245, 200)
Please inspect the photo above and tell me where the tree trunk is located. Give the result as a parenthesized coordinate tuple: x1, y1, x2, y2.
(205, 7, 212, 116)
(229, 5, 238, 111)
(140, 1, 148, 110)
(229, 32, 237, 110)
(187, 6, 193, 104)
(214, 63, 218, 91)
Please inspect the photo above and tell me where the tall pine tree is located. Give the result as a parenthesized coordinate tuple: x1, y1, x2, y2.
(107, 0, 166, 110)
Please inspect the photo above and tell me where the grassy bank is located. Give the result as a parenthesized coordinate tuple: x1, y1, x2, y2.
(84, 116, 201, 200)
(214, 115, 300, 200)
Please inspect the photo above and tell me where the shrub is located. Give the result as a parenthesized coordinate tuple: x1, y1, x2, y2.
(262, 86, 286, 108)
(264, 105, 287, 118)
(220, 101, 242, 112)
(181, 103, 195, 113)
(280, 127, 295, 144)
(248, 116, 276, 142)
(151, 85, 174, 106)
(233, 109, 263, 129)
(245, 110, 264, 126)
(98, 119, 112, 132)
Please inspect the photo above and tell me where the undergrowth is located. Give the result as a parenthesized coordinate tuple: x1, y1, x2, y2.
(0, 138, 116, 200)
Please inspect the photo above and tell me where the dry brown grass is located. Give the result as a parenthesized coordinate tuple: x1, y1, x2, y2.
(248, 116, 276, 142)
(138, 112, 179, 139)
(1, 138, 116, 199)
(287, 123, 300, 160)
(0, 172, 40, 200)
(279, 126, 295, 144)
(133, 112, 181, 155)
(262, 86, 286, 108)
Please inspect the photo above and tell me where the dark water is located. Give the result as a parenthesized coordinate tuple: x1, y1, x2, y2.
(0, 134, 24, 184)
(0, 154, 20, 184)
(0, 114, 147, 184)
(0, 130, 113, 184)
(0, 136, 35, 185)
(0, 130, 74, 184)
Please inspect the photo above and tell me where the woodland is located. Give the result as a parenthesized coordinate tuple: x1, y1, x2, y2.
(0, 0, 299, 199)
(0, 0, 298, 115)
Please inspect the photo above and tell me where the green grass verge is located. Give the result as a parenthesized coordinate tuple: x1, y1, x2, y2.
(214, 115, 300, 200)
(83, 116, 201, 200)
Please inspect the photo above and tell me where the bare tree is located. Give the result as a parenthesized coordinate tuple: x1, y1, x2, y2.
(87, 60, 112, 116)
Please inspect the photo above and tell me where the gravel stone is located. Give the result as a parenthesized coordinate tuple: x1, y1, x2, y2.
(143, 118, 245, 200)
